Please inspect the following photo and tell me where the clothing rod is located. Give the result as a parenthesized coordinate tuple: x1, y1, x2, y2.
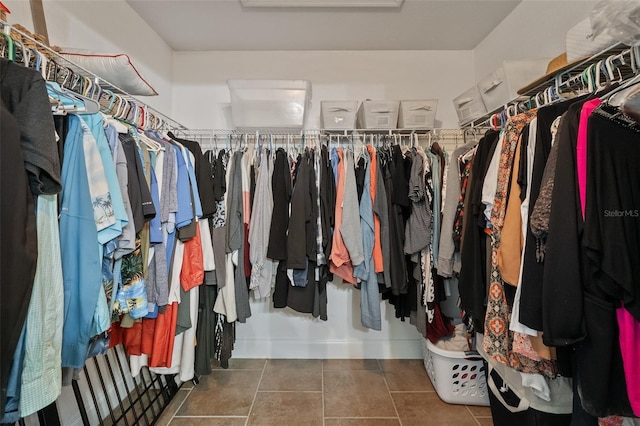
(182, 128, 474, 138)
(0, 19, 188, 131)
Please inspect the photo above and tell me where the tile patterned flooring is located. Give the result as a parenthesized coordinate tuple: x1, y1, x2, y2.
(157, 359, 493, 426)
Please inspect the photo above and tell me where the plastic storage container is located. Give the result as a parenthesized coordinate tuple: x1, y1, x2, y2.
(227, 79, 311, 129)
(321, 101, 358, 130)
(422, 338, 490, 406)
(477, 59, 549, 112)
(398, 99, 438, 129)
(453, 86, 487, 126)
(357, 100, 400, 129)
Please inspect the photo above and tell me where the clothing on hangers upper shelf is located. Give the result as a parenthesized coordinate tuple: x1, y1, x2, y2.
(0, 19, 187, 133)
(465, 43, 639, 129)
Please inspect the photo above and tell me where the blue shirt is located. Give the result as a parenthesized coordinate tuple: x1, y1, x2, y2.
(149, 164, 163, 245)
(172, 144, 193, 229)
(82, 114, 128, 244)
(330, 147, 339, 185)
(60, 115, 103, 368)
(352, 157, 382, 331)
(180, 143, 203, 219)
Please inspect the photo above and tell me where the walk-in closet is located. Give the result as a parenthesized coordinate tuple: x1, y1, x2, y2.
(2, 0, 640, 425)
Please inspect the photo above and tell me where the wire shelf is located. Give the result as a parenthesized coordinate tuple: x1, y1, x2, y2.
(0, 20, 187, 131)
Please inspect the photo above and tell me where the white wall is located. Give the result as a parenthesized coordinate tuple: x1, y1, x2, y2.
(172, 50, 475, 131)
(3, 0, 174, 115)
(474, 0, 598, 82)
(172, 49, 474, 359)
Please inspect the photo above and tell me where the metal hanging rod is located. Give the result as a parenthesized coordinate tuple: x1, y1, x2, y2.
(182, 128, 470, 138)
(0, 19, 188, 131)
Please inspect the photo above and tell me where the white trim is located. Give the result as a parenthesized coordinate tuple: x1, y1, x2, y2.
(231, 338, 422, 359)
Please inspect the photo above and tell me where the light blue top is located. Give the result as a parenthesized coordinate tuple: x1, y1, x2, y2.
(60, 115, 103, 368)
(181, 143, 203, 219)
(352, 154, 382, 331)
(172, 143, 194, 229)
(82, 113, 128, 244)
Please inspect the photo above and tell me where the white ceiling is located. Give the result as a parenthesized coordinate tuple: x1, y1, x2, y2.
(125, 0, 522, 51)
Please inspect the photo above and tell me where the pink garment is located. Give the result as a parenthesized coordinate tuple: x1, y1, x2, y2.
(616, 305, 640, 416)
(577, 99, 601, 220)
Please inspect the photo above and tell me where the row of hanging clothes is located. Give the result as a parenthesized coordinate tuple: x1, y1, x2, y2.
(190, 130, 479, 347)
(454, 46, 640, 425)
(0, 23, 200, 422)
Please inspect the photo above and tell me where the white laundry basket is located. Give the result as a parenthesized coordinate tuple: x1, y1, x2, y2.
(422, 338, 490, 406)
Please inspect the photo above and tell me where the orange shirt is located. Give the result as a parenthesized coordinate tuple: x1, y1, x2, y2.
(367, 146, 384, 273)
(329, 148, 356, 284)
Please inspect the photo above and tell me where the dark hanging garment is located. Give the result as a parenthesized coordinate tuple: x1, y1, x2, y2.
(168, 133, 217, 218)
(287, 151, 312, 270)
(519, 99, 584, 330)
(356, 156, 366, 202)
(286, 261, 318, 315)
(384, 159, 408, 296)
(570, 109, 640, 418)
(391, 145, 410, 209)
(518, 124, 530, 202)
(0, 104, 38, 417)
(0, 58, 62, 195)
(120, 133, 156, 233)
(212, 150, 227, 202)
(320, 146, 336, 262)
(267, 149, 292, 260)
(535, 104, 586, 346)
(273, 260, 290, 309)
(457, 130, 499, 328)
(307, 152, 319, 262)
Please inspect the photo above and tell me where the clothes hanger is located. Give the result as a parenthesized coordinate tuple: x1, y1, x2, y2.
(0, 28, 14, 61)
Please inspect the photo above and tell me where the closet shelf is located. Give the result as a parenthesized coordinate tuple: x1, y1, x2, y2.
(1, 20, 187, 131)
(466, 42, 635, 128)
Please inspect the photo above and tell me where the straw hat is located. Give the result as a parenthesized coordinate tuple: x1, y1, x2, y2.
(517, 53, 584, 95)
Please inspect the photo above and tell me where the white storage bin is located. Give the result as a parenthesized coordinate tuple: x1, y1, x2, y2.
(227, 79, 311, 129)
(566, 17, 617, 63)
(321, 101, 358, 130)
(398, 99, 438, 129)
(422, 338, 490, 406)
(357, 100, 399, 129)
(477, 59, 549, 113)
(453, 86, 487, 126)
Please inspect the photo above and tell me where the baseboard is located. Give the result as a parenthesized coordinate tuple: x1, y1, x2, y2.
(231, 338, 423, 359)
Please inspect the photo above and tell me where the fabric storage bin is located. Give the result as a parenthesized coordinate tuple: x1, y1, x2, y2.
(422, 338, 490, 406)
(357, 100, 399, 129)
(477, 59, 549, 112)
(453, 86, 487, 126)
(398, 99, 438, 129)
(227, 79, 311, 129)
(321, 101, 358, 130)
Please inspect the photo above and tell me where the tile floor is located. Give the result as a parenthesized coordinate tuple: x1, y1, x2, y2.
(157, 359, 493, 426)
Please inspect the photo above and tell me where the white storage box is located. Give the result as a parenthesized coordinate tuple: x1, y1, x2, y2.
(422, 338, 490, 406)
(398, 99, 438, 129)
(478, 59, 549, 112)
(357, 100, 399, 129)
(453, 86, 487, 126)
(227, 79, 311, 129)
(321, 101, 358, 130)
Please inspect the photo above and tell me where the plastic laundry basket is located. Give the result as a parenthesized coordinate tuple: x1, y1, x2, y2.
(422, 338, 490, 406)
